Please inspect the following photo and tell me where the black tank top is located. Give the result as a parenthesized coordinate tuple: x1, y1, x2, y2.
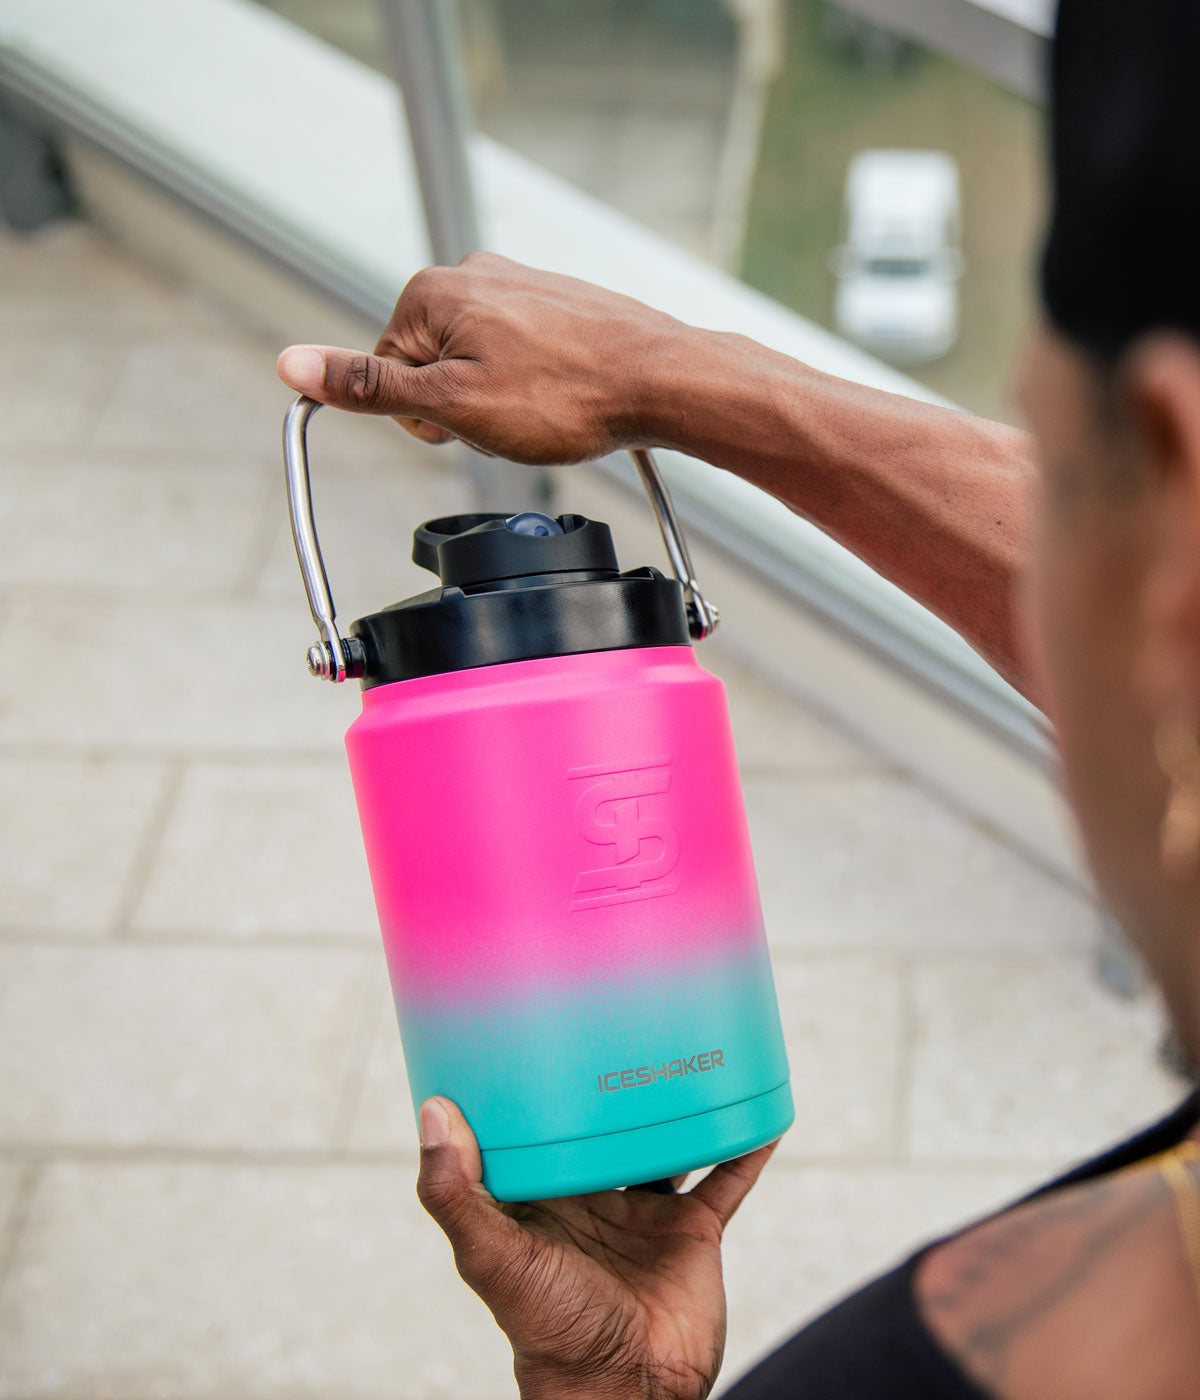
(723, 1091, 1200, 1399)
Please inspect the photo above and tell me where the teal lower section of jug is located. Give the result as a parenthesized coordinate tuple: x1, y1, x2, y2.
(480, 1082, 794, 1201)
(395, 943, 794, 1202)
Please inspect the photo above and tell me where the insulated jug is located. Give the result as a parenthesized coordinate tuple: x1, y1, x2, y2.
(283, 396, 792, 1201)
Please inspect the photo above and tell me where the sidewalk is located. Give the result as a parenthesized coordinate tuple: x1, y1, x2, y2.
(0, 218, 1183, 1399)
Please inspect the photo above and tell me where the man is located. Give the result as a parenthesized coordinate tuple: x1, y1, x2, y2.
(278, 2, 1200, 1394)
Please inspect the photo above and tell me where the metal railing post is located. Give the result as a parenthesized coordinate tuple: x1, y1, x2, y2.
(381, 0, 479, 264)
(381, 0, 552, 513)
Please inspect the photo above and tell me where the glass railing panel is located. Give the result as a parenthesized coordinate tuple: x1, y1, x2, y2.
(246, 0, 1042, 425)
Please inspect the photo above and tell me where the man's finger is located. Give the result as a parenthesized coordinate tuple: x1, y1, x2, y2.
(393, 414, 457, 446)
(415, 1097, 525, 1293)
(276, 344, 441, 418)
(687, 1140, 780, 1230)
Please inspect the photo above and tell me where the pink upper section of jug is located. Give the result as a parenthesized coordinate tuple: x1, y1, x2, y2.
(345, 647, 766, 1006)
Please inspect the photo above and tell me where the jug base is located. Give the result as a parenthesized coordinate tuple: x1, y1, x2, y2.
(480, 1081, 794, 1203)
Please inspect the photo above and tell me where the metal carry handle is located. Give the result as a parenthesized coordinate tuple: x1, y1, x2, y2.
(629, 447, 719, 642)
(282, 394, 719, 683)
(283, 397, 365, 683)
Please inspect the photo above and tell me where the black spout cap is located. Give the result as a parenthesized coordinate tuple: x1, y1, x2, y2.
(412, 512, 619, 588)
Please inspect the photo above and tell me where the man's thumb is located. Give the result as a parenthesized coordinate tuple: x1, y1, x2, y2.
(416, 1098, 527, 1293)
(276, 343, 432, 417)
(416, 1097, 491, 1233)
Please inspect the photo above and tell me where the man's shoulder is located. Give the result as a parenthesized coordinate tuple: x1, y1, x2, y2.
(914, 1161, 1200, 1400)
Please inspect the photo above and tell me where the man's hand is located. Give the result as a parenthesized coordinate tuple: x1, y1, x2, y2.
(415, 1096, 777, 1400)
(276, 251, 1040, 700)
(276, 252, 691, 465)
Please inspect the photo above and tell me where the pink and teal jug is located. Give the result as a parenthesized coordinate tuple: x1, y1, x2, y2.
(283, 396, 792, 1200)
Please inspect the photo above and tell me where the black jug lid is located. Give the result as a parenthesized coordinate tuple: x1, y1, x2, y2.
(349, 511, 690, 688)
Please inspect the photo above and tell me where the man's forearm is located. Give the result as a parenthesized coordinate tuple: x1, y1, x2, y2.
(644, 329, 1040, 704)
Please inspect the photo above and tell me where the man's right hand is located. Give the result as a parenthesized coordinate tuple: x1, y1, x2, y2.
(414, 1095, 777, 1400)
(276, 252, 693, 465)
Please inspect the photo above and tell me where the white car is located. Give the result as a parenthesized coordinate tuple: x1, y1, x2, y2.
(832, 150, 963, 364)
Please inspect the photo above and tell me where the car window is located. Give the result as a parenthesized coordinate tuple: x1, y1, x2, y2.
(865, 257, 929, 276)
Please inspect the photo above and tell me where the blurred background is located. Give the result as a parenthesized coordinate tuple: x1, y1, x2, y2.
(256, 0, 1040, 420)
(0, 1, 1184, 1397)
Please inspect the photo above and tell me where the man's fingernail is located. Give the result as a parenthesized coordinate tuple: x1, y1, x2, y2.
(277, 346, 325, 393)
(419, 1098, 450, 1148)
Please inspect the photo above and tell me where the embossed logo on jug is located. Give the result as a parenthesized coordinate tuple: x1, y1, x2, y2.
(567, 756, 680, 911)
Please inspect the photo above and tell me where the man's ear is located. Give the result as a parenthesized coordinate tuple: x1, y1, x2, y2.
(1124, 334, 1200, 719)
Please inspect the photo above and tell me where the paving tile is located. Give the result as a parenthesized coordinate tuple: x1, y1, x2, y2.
(0, 1161, 514, 1399)
(701, 647, 882, 775)
(0, 945, 371, 1150)
(345, 959, 414, 1155)
(907, 954, 1183, 1163)
(89, 333, 301, 455)
(0, 1164, 25, 1258)
(88, 331, 424, 464)
(0, 328, 124, 449)
(0, 457, 272, 596)
(718, 1159, 1047, 1388)
(0, 599, 359, 755)
(0, 220, 227, 331)
(0, 758, 166, 936)
(744, 772, 1099, 954)
(255, 447, 471, 623)
(772, 954, 904, 1162)
(133, 763, 379, 940)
